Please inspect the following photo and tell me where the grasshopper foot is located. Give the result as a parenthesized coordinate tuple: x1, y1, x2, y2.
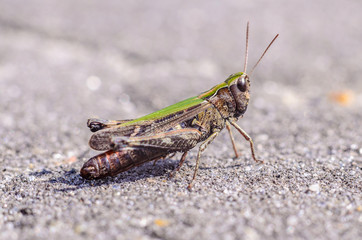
(168, 170, 177, 179)
(253, 158, 264, 164)
(232, 152, 241, 160)
(187, 182, 194, 190)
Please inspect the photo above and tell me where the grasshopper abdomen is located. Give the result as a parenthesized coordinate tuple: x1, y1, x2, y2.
(80, 148, 170, 179)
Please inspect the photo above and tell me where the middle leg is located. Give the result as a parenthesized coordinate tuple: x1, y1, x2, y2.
(188, 131, 220, 189)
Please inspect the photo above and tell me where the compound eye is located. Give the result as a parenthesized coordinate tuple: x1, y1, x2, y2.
(237, 77, 247, 92)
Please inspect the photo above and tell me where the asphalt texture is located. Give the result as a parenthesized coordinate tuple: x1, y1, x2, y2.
(0, 1, 361, 239)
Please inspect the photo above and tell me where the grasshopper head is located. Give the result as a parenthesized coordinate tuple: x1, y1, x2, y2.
(225, 22, 278, 118)
(226, 73, 250, 118)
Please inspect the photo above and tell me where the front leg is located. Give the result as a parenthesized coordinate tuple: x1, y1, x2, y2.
(228, 120, 263, 163)
(225, 121, 239, 158)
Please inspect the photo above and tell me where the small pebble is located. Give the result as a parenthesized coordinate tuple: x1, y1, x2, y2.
(309, 183, 320, 192)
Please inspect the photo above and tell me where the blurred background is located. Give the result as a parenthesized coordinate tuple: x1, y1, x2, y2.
(0, 1, 361, 240)
(1, 0, 361, 153)
(1, 0, 361, 170)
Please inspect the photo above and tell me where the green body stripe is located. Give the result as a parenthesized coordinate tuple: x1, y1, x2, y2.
(121, 96, 205, 126)
(198, 82, 228, 99)
(120, 72, 244, 127)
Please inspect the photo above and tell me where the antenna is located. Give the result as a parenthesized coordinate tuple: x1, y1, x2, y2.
(249, 33, 279, 76)
(243, 22, 250, 73)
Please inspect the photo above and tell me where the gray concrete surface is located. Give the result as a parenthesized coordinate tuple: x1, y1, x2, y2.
(0, 1, 361, 239)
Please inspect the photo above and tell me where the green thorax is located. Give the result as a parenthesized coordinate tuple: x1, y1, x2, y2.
(198, 72, 244, 99)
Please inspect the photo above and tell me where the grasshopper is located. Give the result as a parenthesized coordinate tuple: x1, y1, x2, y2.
(81, 23, 278, 189)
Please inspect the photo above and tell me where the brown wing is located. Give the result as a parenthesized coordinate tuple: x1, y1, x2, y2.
(88, 101, 212, 151)
(111, 128, 202, 151)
